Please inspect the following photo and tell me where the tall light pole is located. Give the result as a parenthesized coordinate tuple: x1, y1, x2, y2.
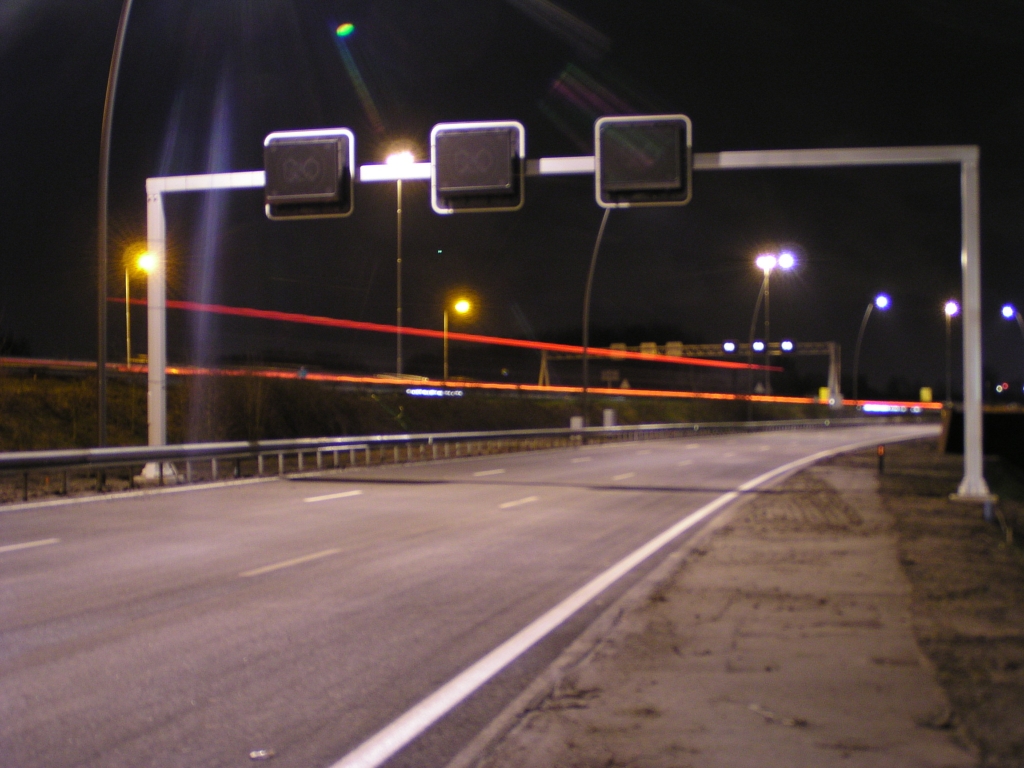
(852, 293, 890, 403)
(750, 250, 795, 396)
(97, 0, 137, 447)
(944, 300, 960, 406)
(125, 250, 156, 369)
(444, 298, 472, 383)
(386, 150, 415, 375)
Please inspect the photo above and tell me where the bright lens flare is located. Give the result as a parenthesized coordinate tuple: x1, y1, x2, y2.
(1003, 304, 1016, 319)
(777, 251, 796, 270)
(336, 23, 354, 37)
(874, 294, 891, 310)
(944, 300, 960, 317)
(386, 150, 415, 166)
(453, 299, 471, 314)
(137, 252, 157, 273)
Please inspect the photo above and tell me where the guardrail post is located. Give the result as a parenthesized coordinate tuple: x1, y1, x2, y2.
(317, 451, 323, 470)
(394, 446, 400, 463)
(234, 458, 241, 478)
(278, 453, 284, 475)
(187, 460, 193, 483)
(365, 446, 370, 465)
(257, 455, 264, 476)
(298, 452, 304, 472)
(211, 458, 218, 480)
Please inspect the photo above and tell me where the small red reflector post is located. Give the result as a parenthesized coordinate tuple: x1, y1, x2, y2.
(877, 444, 885, 474)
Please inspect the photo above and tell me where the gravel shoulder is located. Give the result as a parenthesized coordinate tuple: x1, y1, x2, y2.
(453, 439, 1024, 768)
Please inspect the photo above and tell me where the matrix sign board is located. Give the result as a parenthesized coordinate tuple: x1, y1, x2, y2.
(431, 121, 525, 213)
(595, 115, 692, 208)
(264, 128, 355, 220)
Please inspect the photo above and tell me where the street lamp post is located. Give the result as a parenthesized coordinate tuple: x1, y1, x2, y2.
(125, 251, 155, 369)
(1003, 304, 1024, 341)
(852, 294, 890, 403)
(944, 300, 960, 406)
(386, 150, 415, 376)
(750, 251, 795, 397)
(444, 298, 471, 383)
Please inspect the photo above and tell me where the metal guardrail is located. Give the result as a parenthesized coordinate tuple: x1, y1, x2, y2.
(0, 417, 900, 502)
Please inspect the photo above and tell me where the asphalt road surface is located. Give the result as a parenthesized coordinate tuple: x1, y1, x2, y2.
(0, 423, 936, 768)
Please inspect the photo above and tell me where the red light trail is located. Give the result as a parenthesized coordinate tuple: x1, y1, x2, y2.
(112, 298, 776, 371)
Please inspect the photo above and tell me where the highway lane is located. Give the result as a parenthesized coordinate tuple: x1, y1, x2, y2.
(0, 424, 935, 768)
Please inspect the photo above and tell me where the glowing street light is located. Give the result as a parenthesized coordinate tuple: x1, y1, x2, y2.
(444, 297, 473, 383)
(1002, 303, 1024, 346)
(748, 250, 796, 397)
(386, 149, 416, 375)
(852, 293, 891, 403)
(125, 249, 154, 368)
(944, 299, 960, 405)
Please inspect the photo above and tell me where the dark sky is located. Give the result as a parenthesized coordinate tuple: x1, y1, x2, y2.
(1, 0, 1022, 395)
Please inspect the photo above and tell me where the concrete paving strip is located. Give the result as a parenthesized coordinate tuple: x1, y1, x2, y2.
(0, 537, 60, 554)
(459, 443, 973, 768)
(239, 548, 343, 578)
(326, 431, 926, 768)
(498, 496, 539, 510)
(304, 489, 364, 503)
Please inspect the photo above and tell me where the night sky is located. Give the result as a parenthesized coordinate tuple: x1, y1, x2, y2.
(1, 1, 1022, 397)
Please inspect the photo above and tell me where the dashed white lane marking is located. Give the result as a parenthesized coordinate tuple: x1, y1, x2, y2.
(240, 548, 343, 578)
(612, 472, 635, 481)
(677, 459, 693, 467)
(759, 445, 771, 451)
(0, 538, 60, 554)
(685, 444, 699, 450)
(636, 450, 651, 455)
(570, 457, 592, 464)
(304, 490, 364, 503)
(327, 428, 932, 768)
(723, 451, 736, 458)
(498, 496, 539, 509)
(473, 469, 507, 477)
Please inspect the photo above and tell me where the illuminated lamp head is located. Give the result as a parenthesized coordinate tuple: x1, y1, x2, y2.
(1003, 304, 1016, 319)
(874, 294, 891, 310)
(944, 300, 960, 317)
(137, 252, 157, 273)
(336, 23, 354, 38)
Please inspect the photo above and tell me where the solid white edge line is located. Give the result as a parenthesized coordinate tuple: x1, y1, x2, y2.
(498, 496, 539, 510)
(239, 548, 343, 578)
(1, 475, 280, 514)
(0, 537, 60, 554)
(327, 427, 933, 768)
(304, 490, 364, 503)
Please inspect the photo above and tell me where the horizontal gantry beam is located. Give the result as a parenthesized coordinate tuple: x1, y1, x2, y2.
(146, 146, 979, 194)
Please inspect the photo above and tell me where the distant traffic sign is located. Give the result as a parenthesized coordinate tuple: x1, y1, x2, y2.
(430, 121, 525, 213)
(595, 115, 692, 208)
(264, 128, 355, 220)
